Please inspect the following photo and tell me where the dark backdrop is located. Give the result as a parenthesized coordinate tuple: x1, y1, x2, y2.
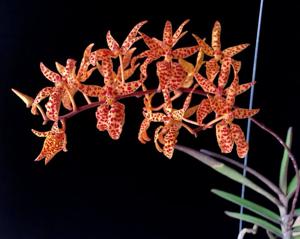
(1, 0, 299, 238)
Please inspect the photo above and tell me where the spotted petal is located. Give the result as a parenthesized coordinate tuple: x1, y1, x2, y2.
(107, 102, 125, 140)
(230, 123, 248, 158)
(163, 123, 181, 159)
(216, 121, 234, 154)
(121, 20, 147, 54)
(223, 43, 250, 57)
(31, 87, 54, 115)
(192, 34, 214, 56)
(218, 57, 231, 88)
(212, 21, 221, 52)
(233, 108, 260, 119)
(96, 104, 109, 131)
(138, 118, 151, 144)
(33, 122, 67, 165)
(172, 19, 189, 46)
(194, 73, 216, 94)
(45, 86, 64, 121)
(196, 99, 212, 125)
(206, 59, 220, 82)
(172, 46, 199, 59)
(163, 20, 173, 48)
(106, 31, 120, 54)
(40, 62, 61, 83)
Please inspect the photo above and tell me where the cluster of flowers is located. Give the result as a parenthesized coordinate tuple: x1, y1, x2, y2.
(13, 20, 259, 165)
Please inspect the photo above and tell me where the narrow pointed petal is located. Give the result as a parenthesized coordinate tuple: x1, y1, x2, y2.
(148, 112, 165, 122)
(163, 123, 181, 159)
(216, 121, 234, 154)
(192, 34, 214, 56)
(212, 21, 221, 52)
(121, 20, 147, 53)
(31, 87, 54, 115)
(172, 46, 199, 59)
(40, 62, 61, 83)
(163, 20, 173, 48)
(101, 57, 114, 85)
(108, 102, 125, 140)
(140, 57, 153, 77)
(138, 118, 151, 144)
(226, 75, 238, 108)
(89, 49, 112, 66)
(45, 86, 64, 121)
(31, 129, 49, 137)
(122, 47, 136, 69)
(61, 86, 77, 110)
(106, 31, 120, 54)
(218, 57, 231, 88)
(231, 59, 241, 75)
(182, 85, 196, 113)
(206, 59, 220, 82)
(55, 62, 66, 76)
(96, 104, 109, 131)
(116, 63, 139, 82)
(173, 31, 188, 47)
(77, 43, 94, 81)
(196, 99, 212, 125)
(116, 77, 143, 96)
(172, 19, 190, 46)
(223, 43, 250, 57)
(230, 123, 248, 158)
(194, 73, 217, 94)
(12, 88, 34, 108)
(233, 108, 260, 119)
(139, 32, 161, 50)
(154, 126, 164, 153)
(195, 49, 205, 72)
(77, 84, 105, 98)
(237, 81, 255, 95)
(65, 59, 77, 76)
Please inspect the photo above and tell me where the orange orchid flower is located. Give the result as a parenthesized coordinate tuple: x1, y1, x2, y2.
(137, 20, 199, 77)
(31, 59, 77, 121)
(31, 44, 96, 121)
(204, 78, 259, 158)
(76, 51, 145, 140)
(138, 85, 197, 158)
(32, 121, 67, 165)
(193, 21, 249, 85)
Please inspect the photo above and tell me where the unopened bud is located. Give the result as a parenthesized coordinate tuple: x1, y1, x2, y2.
(11, 88, 34, 108)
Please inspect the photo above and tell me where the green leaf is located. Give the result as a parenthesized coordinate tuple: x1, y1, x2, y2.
(293, 226, 300, 233)
(225, 211, 282, 237)
(295, 208, 300, 217)
(211, 189, 280, 224)
(287, 170, 300, 199)
(279, 127, 293, 194)
(175, 145, 279, 205)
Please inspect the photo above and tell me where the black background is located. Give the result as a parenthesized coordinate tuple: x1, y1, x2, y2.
(1, 0, 299, 238)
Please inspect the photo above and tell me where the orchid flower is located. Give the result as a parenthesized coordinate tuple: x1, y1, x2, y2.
(32, 120, 67, 165)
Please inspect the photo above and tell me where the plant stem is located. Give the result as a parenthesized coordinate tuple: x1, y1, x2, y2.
(59, 87, 206, 120)
(251, 118, 299, 231)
